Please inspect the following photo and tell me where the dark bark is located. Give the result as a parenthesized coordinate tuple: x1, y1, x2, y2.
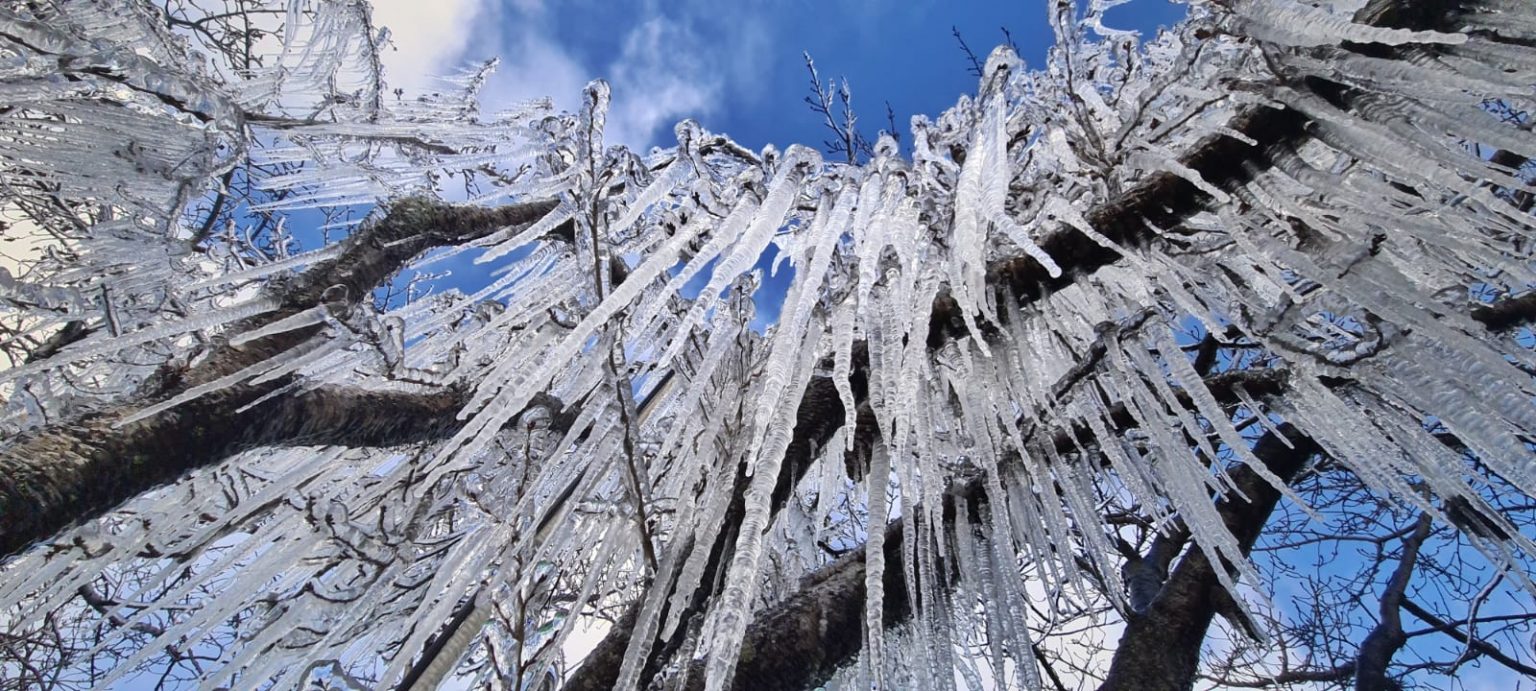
(1354, 514, 1433, 691)
(22, 320, 91, 364)
(0, 198, 559, 558)
(1471, 292, 1536, 332)
(0, 380, 488, 554)
(1097, 428, 1322, 691)
(672, 520, 912, 691)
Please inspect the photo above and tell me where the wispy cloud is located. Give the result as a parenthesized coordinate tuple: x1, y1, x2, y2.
(620, 0, 774, 144)
(369, 0, 774, 150)
(602, 2, 772, 148)
(605, 17, 719, 148)
(369, 0, 490, 93)
(481, 27, 590, 117)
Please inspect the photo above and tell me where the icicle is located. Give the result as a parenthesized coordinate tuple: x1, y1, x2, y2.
(955, 501, 1009, 687)
(474, 200, 576, 264)
(612, 503, 695, 691)
(1231, 0, 1468, 47)
(915, 518, 957, 691)
(1231, 382, 1295, 448)
(629, 188, 760, 339)
(0, 296, 281, 385)
(657, 146, 817, 370)
(660, 444, 741, 640)
(742, 188, 845, 475)
(1113, 370, 1261, 600)
(831, 299, 859, 450)
(227, 305, 328, 346)
(1127, 149, 1232, 204)
(948, 89, 1009, 346)
(1112, 336, 1239, 499)
(0, 266, 90, 312)
(813, 428, 848, 545)
(1149, 325, 1320, 520)
(701, 324, 824, 691)
(182, 243, 345, 292)
(863, 441, 892, 690)
(607, 159, 692, 241)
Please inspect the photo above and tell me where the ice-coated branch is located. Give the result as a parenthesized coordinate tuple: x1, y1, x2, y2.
(0, 383, 497, 556)
(932, 0, 1508, 348)
(0, 197, 560, 557)
(269, 197, 563, 312)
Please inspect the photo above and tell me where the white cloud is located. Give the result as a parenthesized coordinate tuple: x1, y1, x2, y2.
(478, 23, 590, 117)
(368, 0, 489, 93)
(605, 17, 719, 148)
(369, 0, 776, 150)
(602, 4, 773, 149)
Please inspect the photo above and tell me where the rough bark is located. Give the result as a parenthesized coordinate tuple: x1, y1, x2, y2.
(1097, 428, 1322, 691)
(0, 198, 560, 557)
(1471, 292, 1536, 332)
(1354, 513, 1434, 691)
(673, 520, 911, 691)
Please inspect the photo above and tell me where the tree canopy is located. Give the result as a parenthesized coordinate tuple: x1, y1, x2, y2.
(2, 0, 1535, 689)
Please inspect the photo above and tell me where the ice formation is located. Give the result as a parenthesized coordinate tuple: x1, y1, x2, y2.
(2, 0, 1535, 689)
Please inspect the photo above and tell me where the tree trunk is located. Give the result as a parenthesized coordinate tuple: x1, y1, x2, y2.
(1097, 429, 1321, 691)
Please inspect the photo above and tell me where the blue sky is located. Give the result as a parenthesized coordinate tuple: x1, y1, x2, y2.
(371, 0, 1187, 153)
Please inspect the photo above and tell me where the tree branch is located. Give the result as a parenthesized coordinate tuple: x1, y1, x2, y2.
(0, 197, 560, 558)
(1400, 599, 1536, 677)
(1354, 513, 1434, 691)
